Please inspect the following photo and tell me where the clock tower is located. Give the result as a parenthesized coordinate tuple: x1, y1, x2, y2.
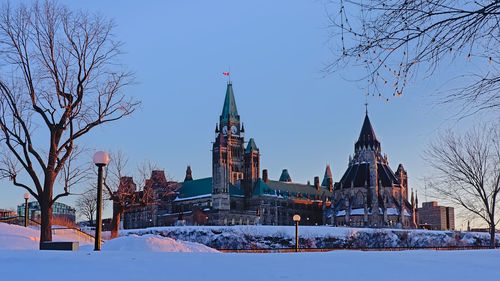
(212, 83, 245, 211)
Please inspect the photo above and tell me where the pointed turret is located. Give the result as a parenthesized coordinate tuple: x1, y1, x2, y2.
(184, 166, 193, 181)
(321, 165, 333, 187)
(355, 113, 380, 152)
(245, 138, 259, 153)
(415, 190, 419, 208)
(279, 169, 292, 182)
(214, 130, 227, 146)
(411, 189, 415, 207)
(220, 83, 239, 124)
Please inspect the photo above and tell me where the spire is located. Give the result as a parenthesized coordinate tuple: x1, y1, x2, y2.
(321, 165, 333, 186)
(220, 83, 239, 124)
(355, 112, 380, 152)
(415, 190, 419, 208)
(215, 123, 219, 133)
(279, 169, 292, 182)
(245, 138, 259, 153)
(184, 166, 193, 181)
(411, 189, 415, 206)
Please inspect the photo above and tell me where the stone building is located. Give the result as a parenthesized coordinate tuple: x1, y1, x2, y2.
(418, 201, 455, 230)
(123, 83, 417, 229)
(330, 111, 418, 228)
(169, 83, 332, 226)
(121, 171, 178, 229)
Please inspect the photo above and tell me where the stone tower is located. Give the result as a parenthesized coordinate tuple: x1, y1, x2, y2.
(353, 112, 383, 225)
(212, 83, 245, 211)
(395, 164, 408, 199)
(243, 138, 260, 196)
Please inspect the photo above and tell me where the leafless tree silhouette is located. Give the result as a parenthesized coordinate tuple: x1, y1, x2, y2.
(102, 151, 169, 238)
(76, 186, 107, 226)
(425, 123, 500, 248)
(0, 1, 139, 243)
(326, 0, 500, 115)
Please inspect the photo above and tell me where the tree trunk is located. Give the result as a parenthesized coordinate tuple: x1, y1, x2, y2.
(39, 200, 53, 244)
(490, 224, 496, 249)
(110, 202, 123, 239)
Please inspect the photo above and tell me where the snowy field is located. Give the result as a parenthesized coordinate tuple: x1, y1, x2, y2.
(1, 223, 499, 281)
(0, 248, 499, 281)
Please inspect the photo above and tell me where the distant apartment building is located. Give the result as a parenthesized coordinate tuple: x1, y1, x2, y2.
(17, 201, 76, 223)
(418, 201, 454, 230)
(0, 209, 16, 218)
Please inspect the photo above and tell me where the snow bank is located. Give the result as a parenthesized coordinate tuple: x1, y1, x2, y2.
(0, 223, 41, 250)
(0, 222, 217, 253)
(99, 234, 218, 252)
(0, 222, 95, 250)
(122, 225, 500, 249)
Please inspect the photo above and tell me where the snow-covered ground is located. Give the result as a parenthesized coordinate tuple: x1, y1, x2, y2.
(0, 223, 216, 252)
(0, 223, 94, 250)
(80, 234, 217, 252)
(1, 222, 499, 281)
(0, 248, 499, 281)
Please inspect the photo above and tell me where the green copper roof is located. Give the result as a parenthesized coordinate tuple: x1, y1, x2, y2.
(253, 179, 277, 196)
(321, 165, 333, 186)
(279, 169, 291, 182)
(229, 184, 244, 196)
(220, 83, 239, 123)
(177, 177, 243, 199)
(253, 179, 332, 198)
(245, 138, 259, 153)
(177, 177, 212, 198)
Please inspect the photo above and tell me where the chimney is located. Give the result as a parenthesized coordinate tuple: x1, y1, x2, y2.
(314, 176, 320, 190)
(327, 178, 333, 192)
(263, 169, 268, 184)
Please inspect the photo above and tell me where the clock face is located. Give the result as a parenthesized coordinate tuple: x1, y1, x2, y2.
(230, 125, 238, 134)
(222, 126, 228, 135)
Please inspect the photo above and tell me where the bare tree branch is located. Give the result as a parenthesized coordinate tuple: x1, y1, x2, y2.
(326, 0, 500, 116)
(425, 122, 500, 248)
(0, 0, 139, 243)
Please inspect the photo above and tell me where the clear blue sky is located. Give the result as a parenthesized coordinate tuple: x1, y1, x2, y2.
(0, 0, 494, 228)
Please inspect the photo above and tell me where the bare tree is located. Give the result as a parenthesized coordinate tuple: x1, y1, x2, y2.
(102, 151, 167, 239)
(425, 123, 500, 248)
(326, 0, 500, 115)
(0, 1, 139, 243)
(75, 186, 107, 226)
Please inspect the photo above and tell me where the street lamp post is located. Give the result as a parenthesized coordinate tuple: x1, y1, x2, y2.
(293, 214, 301, 252)
(23, 193, 30, 227)
(93, 151, 109, 251)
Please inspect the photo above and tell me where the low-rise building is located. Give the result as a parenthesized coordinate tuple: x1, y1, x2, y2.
(17, 201, 76, 223)
(418, 201, 454, 230)
(0, 209, 16, 218)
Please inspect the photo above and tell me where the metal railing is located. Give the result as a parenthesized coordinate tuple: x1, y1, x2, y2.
(0, 216, 102, 243)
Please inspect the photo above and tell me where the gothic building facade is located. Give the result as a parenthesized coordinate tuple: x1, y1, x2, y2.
(330, 112, 417, 228)
(123, 83, 417, 229)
